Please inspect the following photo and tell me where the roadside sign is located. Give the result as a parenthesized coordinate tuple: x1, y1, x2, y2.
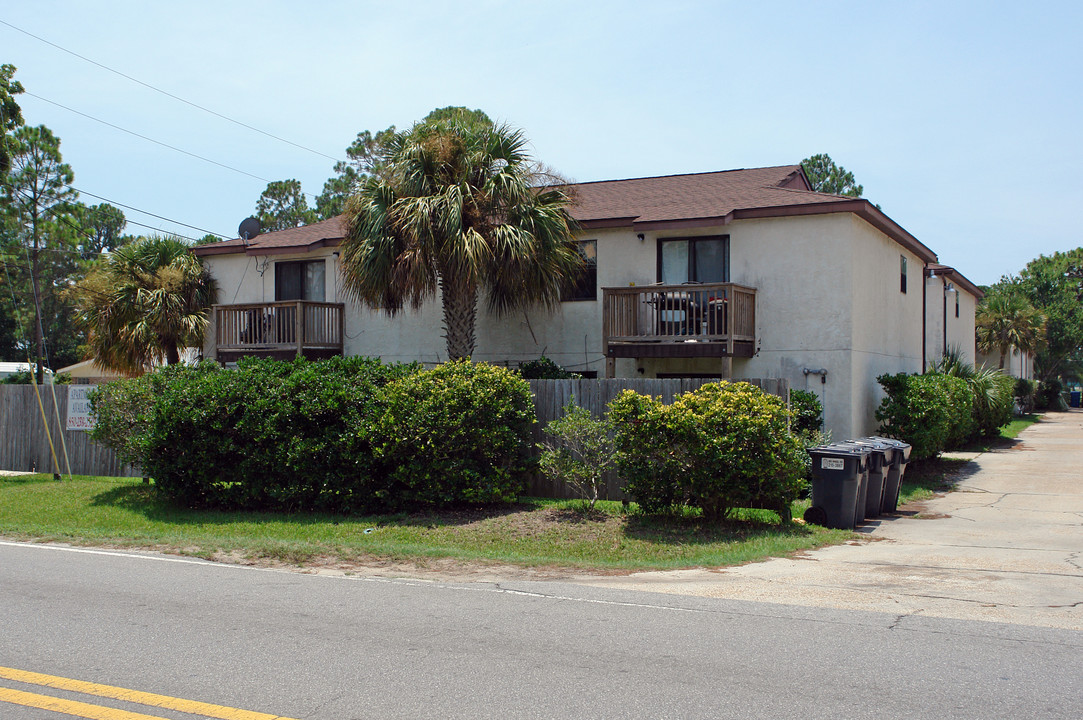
(66, 385, 98, 431)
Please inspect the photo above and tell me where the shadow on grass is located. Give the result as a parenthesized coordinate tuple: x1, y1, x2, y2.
(88, 483, 541, 528)
(622, 511, 815, 546)
(0, 474, 62, 487)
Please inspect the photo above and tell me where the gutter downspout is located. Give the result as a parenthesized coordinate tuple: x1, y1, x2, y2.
(922, 264, 929, 373)
(943, 277, 948, 359)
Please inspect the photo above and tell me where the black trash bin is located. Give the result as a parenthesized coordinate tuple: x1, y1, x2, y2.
(829, 442, 871, 523)
(805, 444, 868, 529)
(861, 436, 912, 513)
(849, 438, 892, 520)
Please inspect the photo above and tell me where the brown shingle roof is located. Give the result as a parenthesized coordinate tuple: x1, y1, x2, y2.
(192, 215, 345, 256)
(193, 165, 936, 262)
(568, 165, 852, 226)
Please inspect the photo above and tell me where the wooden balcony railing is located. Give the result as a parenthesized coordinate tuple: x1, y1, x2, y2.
(602, 282, 756, 359)
(214, 301, 344, 360)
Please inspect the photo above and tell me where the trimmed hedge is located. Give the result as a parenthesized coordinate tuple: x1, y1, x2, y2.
(875, 373, 974, 459)
(91, 357, 535, 512)
(373, 360, 536, 509)
(608, 381, 805, 522)
(142, 357, 415, 510)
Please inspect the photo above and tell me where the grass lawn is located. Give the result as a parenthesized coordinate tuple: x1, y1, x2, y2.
(0, 474, 854, 573)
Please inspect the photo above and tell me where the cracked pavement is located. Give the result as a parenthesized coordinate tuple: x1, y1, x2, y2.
(575, 410, 1083, 631)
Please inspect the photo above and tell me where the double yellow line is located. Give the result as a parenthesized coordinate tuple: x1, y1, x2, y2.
(0, 666, 299, 720)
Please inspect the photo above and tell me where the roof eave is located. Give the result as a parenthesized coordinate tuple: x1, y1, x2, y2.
(730, 200, 939, 264)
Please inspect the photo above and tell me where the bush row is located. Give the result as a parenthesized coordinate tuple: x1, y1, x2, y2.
(93, 357, 533, 512)
(875, 365, 1016, 459)
(94, 361, 808, 523)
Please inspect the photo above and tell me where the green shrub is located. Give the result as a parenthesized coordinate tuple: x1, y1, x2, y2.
(875, 372, 973, 459)
(1014, 377, 1036, 413)
(89, 372, 163, 468)
(1035, 378, 1065, 410)
(372, 360, 536, 509)
(789, 389, 823, 437)
(539, 399, 615, 510)
(517, 356, 581, 379)
(1, 370, 32, 384)
(609, 382, 805, 523)
(969, 370, 1015, 438)
(929, 351, 1013, 441)
(142, 357, 415, 510)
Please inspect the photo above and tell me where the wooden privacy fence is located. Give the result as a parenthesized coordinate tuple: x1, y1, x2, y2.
(0, 385, 140, 477)
(526, 377, 789, 500)
(1, 377, 788, 495)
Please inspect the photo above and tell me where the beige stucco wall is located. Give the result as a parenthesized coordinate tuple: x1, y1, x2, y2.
(200, 211, 971, 442)
(925, 276, 979, 368)
(977, 347, 1035, 379)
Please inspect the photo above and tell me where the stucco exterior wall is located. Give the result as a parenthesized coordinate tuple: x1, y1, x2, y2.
(977, 348, 1035, 379)
(947, 288, 978, 364)
(924, 277, 979, 369)
(847, 215, 926, 438)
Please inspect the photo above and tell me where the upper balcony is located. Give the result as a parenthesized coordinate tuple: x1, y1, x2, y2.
(602, 282, 756, 359)
(213, 301, 344, 363)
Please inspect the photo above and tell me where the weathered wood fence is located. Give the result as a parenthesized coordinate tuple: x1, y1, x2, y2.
(1, 378, 787, 496)
(526, 378, 788, 500)
(0, 385, 140, 477)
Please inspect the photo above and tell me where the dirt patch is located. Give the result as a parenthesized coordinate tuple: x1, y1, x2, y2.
(207, 549, 612, 582)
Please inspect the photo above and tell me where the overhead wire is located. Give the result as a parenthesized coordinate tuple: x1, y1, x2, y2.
(0, 18, 343, 163)
(24, 91, 324, 203)
(1, 177, 228, 243)
(25, 91, 277, 186)
(4, 21, 339, 238)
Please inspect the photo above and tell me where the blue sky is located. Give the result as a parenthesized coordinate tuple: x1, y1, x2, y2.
(3, 1, 1080, 286)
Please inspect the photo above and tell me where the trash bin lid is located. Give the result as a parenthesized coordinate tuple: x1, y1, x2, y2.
(862, 436, 912, 462)
(846, 438, 891, 469)
(812, 442, 870, 470)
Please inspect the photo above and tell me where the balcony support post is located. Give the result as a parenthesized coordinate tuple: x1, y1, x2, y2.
(295, 300, 304, 358)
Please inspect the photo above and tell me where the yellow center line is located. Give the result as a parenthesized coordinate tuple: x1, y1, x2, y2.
(0, 666, 300, 720)
(0, 686, 174, 720)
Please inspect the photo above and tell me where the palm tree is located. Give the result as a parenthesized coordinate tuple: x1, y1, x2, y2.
(72, 235, 218, 373)
(976, 291, 1046, 371)
(340, 113, 582, 360)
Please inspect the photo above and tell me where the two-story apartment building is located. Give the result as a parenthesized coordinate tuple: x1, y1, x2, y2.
(193, 164, 981, 440)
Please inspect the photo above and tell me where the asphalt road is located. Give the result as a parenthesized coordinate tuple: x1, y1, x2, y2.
(1, 541, 1080, 719)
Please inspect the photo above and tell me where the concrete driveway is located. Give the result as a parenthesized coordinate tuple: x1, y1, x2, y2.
(579, 410, 1083, 630)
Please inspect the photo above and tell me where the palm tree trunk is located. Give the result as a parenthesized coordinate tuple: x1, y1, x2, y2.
(439, 274, 477, 360)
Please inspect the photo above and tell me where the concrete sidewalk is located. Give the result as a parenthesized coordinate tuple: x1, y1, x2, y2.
(578, 410, 1083, 630)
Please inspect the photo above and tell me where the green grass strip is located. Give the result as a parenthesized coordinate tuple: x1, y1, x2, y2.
(0, 475, 852, 572)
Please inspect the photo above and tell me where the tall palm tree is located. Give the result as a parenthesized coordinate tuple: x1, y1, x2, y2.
(72, 235, 218, 373)
(976, 291, 1046, 371)
(340, 114, 582, 360)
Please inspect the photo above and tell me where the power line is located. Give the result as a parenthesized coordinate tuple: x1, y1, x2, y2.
(68, 185, 229, 239)
(25, 91, 275, 186)
(25, 91, 324, 203)
(2, 179, 209, 245)
(0, 18, 343, 163)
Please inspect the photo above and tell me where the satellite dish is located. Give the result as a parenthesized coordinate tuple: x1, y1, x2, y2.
(238, 216, 261, 242)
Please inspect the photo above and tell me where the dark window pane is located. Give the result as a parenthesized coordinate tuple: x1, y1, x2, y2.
(275, 262, 302, 301)
(563, 240, 597, 301)
(693, 238, 728, 282)
(276, 260, 325, 301)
